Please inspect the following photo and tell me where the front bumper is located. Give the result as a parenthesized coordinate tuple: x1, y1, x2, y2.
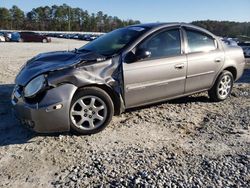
(12, 84, 77, 133)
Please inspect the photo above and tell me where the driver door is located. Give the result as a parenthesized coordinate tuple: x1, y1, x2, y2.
(123, 28, 187, 108)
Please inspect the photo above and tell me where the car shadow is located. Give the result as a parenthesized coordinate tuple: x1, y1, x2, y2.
(0, 84, 34, 146)
(126, 95, 211, 113)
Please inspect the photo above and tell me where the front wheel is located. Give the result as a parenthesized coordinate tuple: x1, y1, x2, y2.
(208, 70, 234, 102)
(70, 87, 114, 135)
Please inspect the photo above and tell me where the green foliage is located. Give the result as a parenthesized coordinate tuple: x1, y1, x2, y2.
(0, 7, 11, 29)
(0, 5, 249, 36)
(9, 5, 25, 30)
(192, 20, 250, 38)
(0, 4, 140, 32)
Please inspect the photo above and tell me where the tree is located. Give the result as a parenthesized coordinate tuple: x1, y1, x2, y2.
(9, 5, 25, 30)
(25, 10, 37, 30)
(0, 8, 11, 29)
(1, 4, 250, 37)
(192, 20, 250, 38)
(81, 10, 90, 31)
(0, 4, 142, 32)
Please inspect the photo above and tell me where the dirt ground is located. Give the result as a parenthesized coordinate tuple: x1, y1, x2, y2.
(0, 39, 249, 188)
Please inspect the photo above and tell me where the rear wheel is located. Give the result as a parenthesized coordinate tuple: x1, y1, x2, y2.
(70, 87, 114, 135)
(42, 39, 48, 43)
(208, 70, 234, 102)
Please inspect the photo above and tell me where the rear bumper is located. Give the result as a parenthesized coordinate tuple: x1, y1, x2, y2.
(12, 84, 77, 133)
(236, 62, 246, 81)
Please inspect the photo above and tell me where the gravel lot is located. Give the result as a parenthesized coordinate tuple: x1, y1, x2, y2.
(0, 39, 249, 188)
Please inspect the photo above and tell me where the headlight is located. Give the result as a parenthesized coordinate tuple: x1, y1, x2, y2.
(24, 75, 46, 98)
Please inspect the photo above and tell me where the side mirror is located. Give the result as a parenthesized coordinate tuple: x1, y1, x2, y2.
(124, 49, 152, 63)
(136, 48, 152, 60)
(124, 51, 137, 63)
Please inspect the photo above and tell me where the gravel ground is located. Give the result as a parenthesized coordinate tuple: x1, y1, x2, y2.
(0, 39, 249, 188)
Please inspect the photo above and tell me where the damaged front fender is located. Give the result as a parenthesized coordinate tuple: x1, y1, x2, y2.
(47, 56, 125, 114)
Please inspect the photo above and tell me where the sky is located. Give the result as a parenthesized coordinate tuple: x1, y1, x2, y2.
(1, 0, 250, 23)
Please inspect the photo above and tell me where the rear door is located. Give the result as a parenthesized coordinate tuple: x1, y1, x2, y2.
(34, 33, 42, 42)
(123, 28, 187, 108)
(25, 32, 33, 42)
(184, 28, 224, 93)
(31, 33, 38, 42)
(21, 33, 28, 41)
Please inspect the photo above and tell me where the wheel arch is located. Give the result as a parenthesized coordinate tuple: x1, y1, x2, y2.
(74, 84, 122, 115)
(223, 66, 237, 81)
(211, 66, 237, 90)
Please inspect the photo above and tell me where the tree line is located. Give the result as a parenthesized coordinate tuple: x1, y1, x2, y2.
(0, 4, 140, 32)
(192, 20, 250, 38)
(0, 5, 250, 38)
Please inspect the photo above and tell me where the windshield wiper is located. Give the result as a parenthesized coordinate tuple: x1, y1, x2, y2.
(75, 48, 110, 58)
(73, 48, 92, 54)
(77, 48, 93, 53)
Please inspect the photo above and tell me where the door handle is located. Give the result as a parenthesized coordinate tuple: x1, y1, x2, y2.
(214, 58, 222, 63)
(175, 64, 184, 69)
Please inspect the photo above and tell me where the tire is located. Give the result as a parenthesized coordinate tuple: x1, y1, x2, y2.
(18, 38, 24, 42)
(42, 39, 48, 43)
(208, 70, 234, 102)
(70, 87, 114, 135)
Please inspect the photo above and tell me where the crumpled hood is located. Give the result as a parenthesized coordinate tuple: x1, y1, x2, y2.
(15, 51, 106, 86)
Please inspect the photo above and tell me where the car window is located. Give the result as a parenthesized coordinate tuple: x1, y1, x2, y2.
(137, 29, 181, 59)
(79, 27, 149, 56)
(186, 29, 216, 53)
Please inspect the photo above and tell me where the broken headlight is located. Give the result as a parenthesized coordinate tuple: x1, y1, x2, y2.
(24, 75, 46, 98)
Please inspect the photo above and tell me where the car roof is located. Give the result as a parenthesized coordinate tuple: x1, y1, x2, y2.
(129, 22, 217, 37)
(130, 22, 181, 29)
(20, 32, 36, 34)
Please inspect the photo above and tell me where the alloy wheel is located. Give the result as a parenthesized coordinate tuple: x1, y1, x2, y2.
(70, 95, 107, 130)
(218, 75, 232, 98)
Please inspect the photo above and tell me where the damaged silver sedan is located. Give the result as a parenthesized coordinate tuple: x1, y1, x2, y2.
(12, 23, 245, 134)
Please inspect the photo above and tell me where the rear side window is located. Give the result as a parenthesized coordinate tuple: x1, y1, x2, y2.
(186, 29, 216, 53)
(138, 29, 181, 59)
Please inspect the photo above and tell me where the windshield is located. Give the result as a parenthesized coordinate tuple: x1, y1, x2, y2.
(78, 26, 148, 56)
